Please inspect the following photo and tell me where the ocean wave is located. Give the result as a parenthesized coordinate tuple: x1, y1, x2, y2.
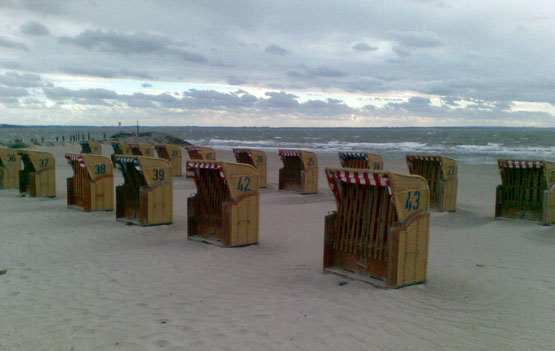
(186, 139, 554, 164)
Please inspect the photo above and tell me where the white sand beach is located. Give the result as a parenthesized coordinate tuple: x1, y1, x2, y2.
(1, 144, 554, 351)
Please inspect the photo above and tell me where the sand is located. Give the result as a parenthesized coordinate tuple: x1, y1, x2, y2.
(1, 144, 554, 351)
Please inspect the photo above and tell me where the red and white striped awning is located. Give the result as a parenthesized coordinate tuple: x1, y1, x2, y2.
(406, 155, 441, 162)
(327, 170, 392, 201)
(498, 160, 544, 169)
(279, 149, 302, 157)
(65, 153, 85, 168)
(233, 149, 253, 157)
(185, 146, 201, 152)
(186, 162, 226, 181)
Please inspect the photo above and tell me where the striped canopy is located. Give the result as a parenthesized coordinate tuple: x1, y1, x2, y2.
(65, 153, 85, 168)
(115, 157, 142, 172)
(327, 169, 392, 202)
(498, 160, 545, 169)
(186, 161, 226, 182)
(278, 149, 302, 157)
(339, 152, 368, 160)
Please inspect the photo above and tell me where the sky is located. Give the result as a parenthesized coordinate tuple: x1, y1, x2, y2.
(0, 0, 554, 127)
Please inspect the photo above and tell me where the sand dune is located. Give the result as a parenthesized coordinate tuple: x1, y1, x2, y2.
(1, 144, 553, 350)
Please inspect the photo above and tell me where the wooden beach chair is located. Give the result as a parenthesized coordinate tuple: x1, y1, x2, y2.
(278, 149, 318, 194)
(111, 142, 133, 165)
(339, 151, 384, 170)
(129, 143, 155, 157)
(154, 144, 183, 177)
(233, 148, 267, 188)
(115, 156, 173, 226)
(496, 159, 555, 225)
(0, 147, 20, 189)
(65, 153, 113, 211)
(324, 168, 430, 288)
(80, 141, 102, 155)
(186, 161, 259, 247)
(406, 155, 458, 212)
(18, 149, 56, 198)
(185, 146, 216, 161)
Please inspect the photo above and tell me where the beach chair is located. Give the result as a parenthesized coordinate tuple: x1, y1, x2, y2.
(185, 146, 216, 161)
(495, 159, 555, 225)
(278, 149, 318, 194)
(406, 155, 458, 212)
(0, 147, 20, 189)
(233, 148, 267, 188)
(129, 143, 155, 157)
(154, 144, 183, 177)
(111, 142, 133, 165)
(186, 161, 259, 247)
(17, 149, 56, 198)
(324, 168, 430, 288)
(65, 153, 114, 211)
(115, 156, 173, 226)
(80, 141, 102, 155)
(339, 151, 384, 170)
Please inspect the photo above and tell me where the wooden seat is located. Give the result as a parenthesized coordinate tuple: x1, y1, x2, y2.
(18, 149, 56, 198)
(339, 151, 383, 170)
(115, 156, 173, 226)
(324, 168, 430, 288)
(187, 161, 259, 247)
(66, 153, 113, 211)
(495, 159, 554, 225)
(233, 148, 267, 188)
(406, 155, 458, 212)
(278, 149, 318, 194)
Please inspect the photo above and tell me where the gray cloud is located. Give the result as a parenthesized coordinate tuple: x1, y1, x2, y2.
(20, 21, 50, 36)
(58, 29, 207, 63)
(0, 36, 29, 50)
(141, 83, 152, 88)
(0, 72, 42, 87)
(352, 42, 378, 52)
(0, 86, 29, 97)
(265, 44, 289, 55)
(59, 66, 153, 79)
(59, 30, 170, 54)
(389, 30, 443, 48)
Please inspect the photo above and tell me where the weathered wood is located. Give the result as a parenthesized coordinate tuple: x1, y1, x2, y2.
(0, 147, 20, 189)
(17, 149, 56, 198)
(495, 159, 554, 224)
(115, 156, 173, 226)
(187, 161, 259, 247)
(324, 167, 430, 288)
(233, 149, 267, 188)
(66, 153, 113, 211)
(278, 149, 318, 194)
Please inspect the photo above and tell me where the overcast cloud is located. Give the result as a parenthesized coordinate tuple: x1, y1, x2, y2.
(0, 0, 554, 126)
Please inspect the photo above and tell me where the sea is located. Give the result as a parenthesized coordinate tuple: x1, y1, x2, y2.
(1, 126, 553, 165)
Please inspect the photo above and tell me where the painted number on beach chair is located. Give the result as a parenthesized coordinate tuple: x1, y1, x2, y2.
(308, 158, 315, 166)
(7, 154, 16, 162)
(40, 158, 49, 168)
(237, 176, 251, 192)
(256, 156, 264, 163)
(171, 150, 178, 157)
(94, 164, 106, 175)
(153, 169, 165, 181)
(405, 191, 421, 211)
(373, 162, 381, 170)
(447, 166, 455, 176)
(206, 152, 213, 159)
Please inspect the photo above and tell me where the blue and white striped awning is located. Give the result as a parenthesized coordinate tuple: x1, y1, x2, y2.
(339, 152, 368, 160)
(116, 157, 142, 172)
